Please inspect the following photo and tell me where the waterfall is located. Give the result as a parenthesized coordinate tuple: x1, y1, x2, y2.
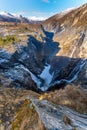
(50, 59, 86, 88)
(70, 31, 85, 57)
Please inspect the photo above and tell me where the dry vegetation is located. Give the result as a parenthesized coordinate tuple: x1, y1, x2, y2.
(0, 86, 42, 130)
(43, 4, 87, 29)
(39, 85, 87, 114)
(0, 35, 20, 47)
(11, 99, 46, 130)
(0, 85, 87, 129)
(0, 22, 45, 52)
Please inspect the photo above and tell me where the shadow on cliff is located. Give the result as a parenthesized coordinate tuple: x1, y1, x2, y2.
(48, 56, 87, 91)
(27, 32, 60, 64)
(27, 33, 86, 91)
(0, 29, 86, 92)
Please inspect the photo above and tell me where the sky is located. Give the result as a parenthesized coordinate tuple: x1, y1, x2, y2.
(0, 0, 87, 20)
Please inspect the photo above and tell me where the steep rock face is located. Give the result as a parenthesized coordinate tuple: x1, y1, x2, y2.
(0, 4, 87, 91)
(0, 39, 40, 91)
(0, 44, 40, 91)
(41, 3, 87, 89)
(29, 97, 87, 130)
(42, 4, 87, 57)
(0, 33, 59, 91)
(43, 4, 87, 33)
(74, 61, 87, 88)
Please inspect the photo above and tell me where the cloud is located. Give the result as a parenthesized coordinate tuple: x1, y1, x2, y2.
(28, 16, 47, 21)
(42, 0, 50, 3)
(31, 11, 50, 15)
(14, 10, 51, 16)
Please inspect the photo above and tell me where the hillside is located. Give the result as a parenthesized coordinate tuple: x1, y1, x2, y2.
(0, 3, 87, 130)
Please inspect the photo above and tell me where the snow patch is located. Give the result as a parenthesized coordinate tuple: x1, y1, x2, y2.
(28, 16, 47, 21)
(0, 11, 15, 18)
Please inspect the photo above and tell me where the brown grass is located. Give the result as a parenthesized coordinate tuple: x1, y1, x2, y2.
(12, 99, 46, 130)
(40, 85, 87, 114)
(0, 87, 40, 130)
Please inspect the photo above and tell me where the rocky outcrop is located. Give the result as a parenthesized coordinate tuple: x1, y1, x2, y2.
(0, 86, 86, 130)
(49, 58, 87, 90)
(29, 97, 87, 130)
(42, 4, 87, 58)
(74, 61, 87, 89)
(0, 34, 59, 91)
(0, 87, 46, 130)
(0, 30, 87, 92)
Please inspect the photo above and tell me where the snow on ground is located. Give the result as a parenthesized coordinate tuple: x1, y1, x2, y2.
(0, 11, 15, 18)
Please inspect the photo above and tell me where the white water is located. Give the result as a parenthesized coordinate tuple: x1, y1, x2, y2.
(14, 59, 86, 92)
(40, 64, 53, 91)
(14, 64, 53, 91)
(70, 45, 77, 57)
(16, 65, 41, 87)
(40, 64, 53, 85)
(70, 32, 85, 57)
(52, 59, 86, 86)
(28, 70, 41, 87)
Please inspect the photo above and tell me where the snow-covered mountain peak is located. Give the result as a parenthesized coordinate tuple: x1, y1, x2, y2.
(0, 11, 15, 18)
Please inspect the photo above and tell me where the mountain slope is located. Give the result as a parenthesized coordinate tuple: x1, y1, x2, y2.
(0, 3, 87, 130)
(43, 4, 87, 32)
(0, 3, 87, 91)
(0, 12, 34, 23)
